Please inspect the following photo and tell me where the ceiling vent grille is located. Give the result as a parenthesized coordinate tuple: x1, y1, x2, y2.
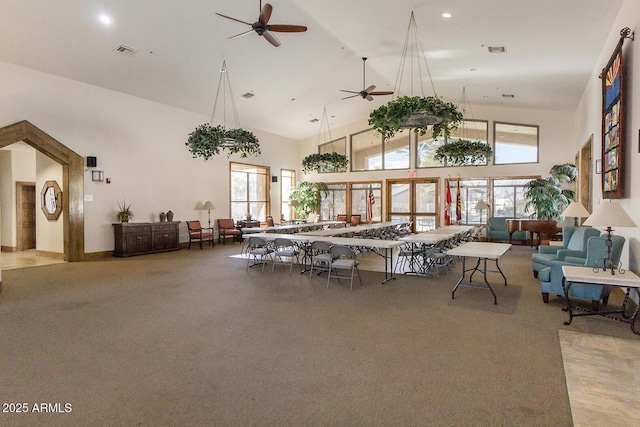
(112, 44, 136, 55)
(487, 46, 506, 53)
(502, 93, 515, 98)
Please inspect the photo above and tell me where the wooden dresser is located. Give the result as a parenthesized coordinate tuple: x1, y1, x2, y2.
(113, 222, 180, 257)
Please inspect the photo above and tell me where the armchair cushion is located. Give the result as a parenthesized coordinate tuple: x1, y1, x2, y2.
(217, 219, 242, 245)
(532, 226, 600, 276)
(186, 220, 214, 249)
(486, 217, 525, 243)
(539, 235, 625, 305)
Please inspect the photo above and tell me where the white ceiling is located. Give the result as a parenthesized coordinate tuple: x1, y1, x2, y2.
(0, 0, 624, 140)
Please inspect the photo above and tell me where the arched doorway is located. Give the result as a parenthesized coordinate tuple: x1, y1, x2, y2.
(0, 121, 84, 261)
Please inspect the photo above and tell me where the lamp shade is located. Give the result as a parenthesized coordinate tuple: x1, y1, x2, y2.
(562, 201, 590, 219)
(202, 200, 215, 210)
(194, 201, 204, 210)
(326, 202, 334, 209)
(583, 201, 637, 228)
(475, 200, 489, 210)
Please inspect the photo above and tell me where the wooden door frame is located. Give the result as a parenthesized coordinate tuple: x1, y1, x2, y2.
(15, 181, 36, 251)
(386, 178, 440, 232)
(579, 136, 593, 214)
(0, 121, 84, 261)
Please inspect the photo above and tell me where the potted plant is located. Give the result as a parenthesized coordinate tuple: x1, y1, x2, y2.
(369, 95, 463, 141)
(185, 124, 261, 160)
(301, 152, 349, 174)
(117, 200, 133, 223)
(524, 163, 577, 220)
(289, 181, 329, 218)
(433, 138, 493, 166)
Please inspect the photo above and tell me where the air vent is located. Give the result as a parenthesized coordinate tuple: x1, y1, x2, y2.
(502, 93, 515, 98)
(241, 92, 254, 99)
(309, 118, 319, 123)
(487, 46, 506, 53)
(112, 44, 136, 55)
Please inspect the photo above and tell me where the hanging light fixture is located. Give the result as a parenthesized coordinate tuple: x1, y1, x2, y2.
(185, 60, 261, 159)
(369, 12, 462, 141)
(301, 108, 348, 174)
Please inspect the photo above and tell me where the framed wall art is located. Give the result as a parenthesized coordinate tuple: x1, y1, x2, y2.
(600, 27, 633, 199)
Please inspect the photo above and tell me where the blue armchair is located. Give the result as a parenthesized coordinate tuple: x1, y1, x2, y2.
(531, 226, 600, 278)
(538, 235, 625, 310)
(486, 217, 526, 243)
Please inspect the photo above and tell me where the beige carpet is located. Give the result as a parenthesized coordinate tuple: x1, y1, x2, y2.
(0, 244, 637, 426)
(559, 330, 640, 426)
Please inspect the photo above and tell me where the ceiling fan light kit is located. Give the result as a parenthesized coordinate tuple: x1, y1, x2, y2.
(216, 1, 307, 47)
(340, 57, 393, 101)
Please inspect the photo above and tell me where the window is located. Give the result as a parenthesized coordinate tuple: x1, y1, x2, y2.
(491, 178, 535, 218)
(318, 137, 347, 173)
(494, 122, 539, 165)
(280, 169, 295, 221)
(449, 119, 490, 166)
(230, 163, 270, 222)
(350, 182, 382, 222)
(351, 129, 409, 171)
(416, 126, 444, 168)
(447, 179, 489, 225)
(321, 184, 347, 221)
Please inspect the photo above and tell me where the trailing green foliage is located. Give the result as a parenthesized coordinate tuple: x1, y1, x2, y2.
(185, 124, 261, 160)
(524, 163, 577, 220)
(433, 138, 493, 166)
(289, 181, 329, 218)
(301, 152, 349, 174)
(368, 96, 463, 141)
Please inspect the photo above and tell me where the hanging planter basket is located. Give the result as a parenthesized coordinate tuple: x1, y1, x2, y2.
(433, 138, 493, 166)
(186, 124, 261, 160)
(302, 152, 349, 174)
(369, 96, 463, 141)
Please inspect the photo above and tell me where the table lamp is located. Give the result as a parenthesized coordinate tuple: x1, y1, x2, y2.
(561, 201, 590, 226)
(583, 201, 636, 275)
(474, 200, 489, 224)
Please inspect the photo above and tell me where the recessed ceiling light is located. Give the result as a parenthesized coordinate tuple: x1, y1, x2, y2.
(99, 15, 111, 25)
(442, 12, 452, 18)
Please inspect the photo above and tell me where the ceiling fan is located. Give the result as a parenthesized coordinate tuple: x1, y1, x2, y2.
(340, 57, 394, 101)
(216, 1, 307, 47)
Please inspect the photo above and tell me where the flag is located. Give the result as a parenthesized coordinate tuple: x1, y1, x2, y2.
(456, 178, 462, 222)
(367, 188, 375, 223)
(445, 180, 452, 226)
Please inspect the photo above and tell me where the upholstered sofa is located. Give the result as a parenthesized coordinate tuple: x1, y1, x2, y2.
(531, 226, 601, 278)
(538, 235, 625, 310)
(486, 217, 525, 243)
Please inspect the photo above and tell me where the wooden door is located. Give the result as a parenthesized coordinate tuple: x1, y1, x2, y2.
(16, 182, 36, 250)
(387, 179, 439, 233)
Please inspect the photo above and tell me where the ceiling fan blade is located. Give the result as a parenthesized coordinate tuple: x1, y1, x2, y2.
(259, 3, 273, 25)
(268, 24, 308, 33)
(215, 13, 252, 27)
(364, 84, 376, 93)
(341, 94, 360, 100)
(262, 30, 281, 47)
(365, 94, 374, 102)
(340, 90, 360, 94)
(370, 91, 394, 96)
(228, 29, 254, 40)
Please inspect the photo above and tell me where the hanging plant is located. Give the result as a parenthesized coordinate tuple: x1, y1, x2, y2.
(433, 139, 493, 166)
(369, 96, 463, 141)
(302, 152, 349, 174)
(185, 124, 261, 160)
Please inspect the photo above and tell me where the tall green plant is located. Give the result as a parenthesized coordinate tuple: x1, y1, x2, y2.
(289, 181, 329, 218)
(523, 163, 577, 220)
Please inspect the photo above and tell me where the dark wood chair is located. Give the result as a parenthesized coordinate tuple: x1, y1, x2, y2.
(186, 220, 214, 249)
(217, 218, 242, 245)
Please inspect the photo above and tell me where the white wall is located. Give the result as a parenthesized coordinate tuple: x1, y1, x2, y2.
(0, 61, 300, 254)
(574, 0, 640, 272)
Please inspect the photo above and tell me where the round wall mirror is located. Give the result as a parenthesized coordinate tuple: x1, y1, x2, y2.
(41, 180, 63, 220)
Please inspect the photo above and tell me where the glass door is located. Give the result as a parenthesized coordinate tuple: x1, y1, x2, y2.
(387, 179, 439, 232)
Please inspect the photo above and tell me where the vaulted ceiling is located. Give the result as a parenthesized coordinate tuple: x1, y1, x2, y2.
(0, 0, 624, 140)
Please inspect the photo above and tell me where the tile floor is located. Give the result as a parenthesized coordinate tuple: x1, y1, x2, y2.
(0, 249, 65, 270)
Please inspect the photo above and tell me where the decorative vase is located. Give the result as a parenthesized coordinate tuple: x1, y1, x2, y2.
(159, 212, 166, 222)
(166, 210, 174, 222)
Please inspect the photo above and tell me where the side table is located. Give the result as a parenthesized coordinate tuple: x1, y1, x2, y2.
(562, 265, 640, 335)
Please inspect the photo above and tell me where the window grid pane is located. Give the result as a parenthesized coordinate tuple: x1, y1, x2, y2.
(494, 122, 539, 165)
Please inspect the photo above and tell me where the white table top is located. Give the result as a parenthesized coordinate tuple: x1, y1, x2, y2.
(241, 221, 345, 234)
(245, 233, 405, 249)
(399, 233, 452, 244)
(562, 266, 640, 288)
(447, 242, 512, 259)
(302, 221, 408, 237)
